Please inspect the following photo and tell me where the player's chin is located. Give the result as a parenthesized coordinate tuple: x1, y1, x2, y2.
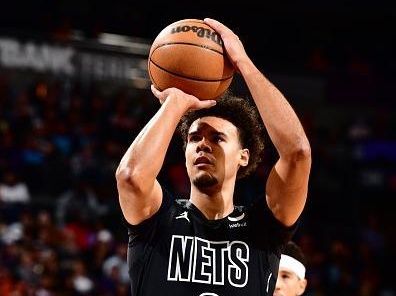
(192, 173, 218, 188)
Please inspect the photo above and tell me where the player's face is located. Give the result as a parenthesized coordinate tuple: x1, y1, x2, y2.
(185, 116, 248, 189)
(274, 269, 307, 296)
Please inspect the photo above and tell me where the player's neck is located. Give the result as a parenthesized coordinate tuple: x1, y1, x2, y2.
(189, 184, 235, 220)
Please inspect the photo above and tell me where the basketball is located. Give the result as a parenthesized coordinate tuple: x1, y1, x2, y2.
(148, 19, 235, 100)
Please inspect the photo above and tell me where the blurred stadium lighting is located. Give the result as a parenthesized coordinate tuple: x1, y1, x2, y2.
(98, 33, 150, 55)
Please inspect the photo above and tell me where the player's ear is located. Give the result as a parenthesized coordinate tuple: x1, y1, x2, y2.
(297, 278, 307, 295)
(240, 149, 249, 167)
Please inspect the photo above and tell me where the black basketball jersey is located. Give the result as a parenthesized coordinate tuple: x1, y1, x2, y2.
(124, 189, 298, 296)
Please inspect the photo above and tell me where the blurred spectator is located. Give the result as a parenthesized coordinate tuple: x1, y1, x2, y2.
(55, 178, 109, 227)
(0, 169, 30, 204)
(102, 242, 129, 285)
(0, 169, 30, 224)
(71, 259, 94, 295)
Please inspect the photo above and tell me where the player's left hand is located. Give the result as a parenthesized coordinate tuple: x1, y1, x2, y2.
(204, 18, 250, 71)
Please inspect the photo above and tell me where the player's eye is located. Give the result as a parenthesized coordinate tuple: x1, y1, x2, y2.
(281, 274, 290, 279)
(213, 135, 224, 143)
(188, 134, 201, 142)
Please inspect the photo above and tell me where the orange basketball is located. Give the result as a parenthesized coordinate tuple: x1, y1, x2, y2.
(148, 19, 234, 100)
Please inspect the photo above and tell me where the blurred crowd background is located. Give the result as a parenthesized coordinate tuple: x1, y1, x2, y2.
(0, 1, 395, 295)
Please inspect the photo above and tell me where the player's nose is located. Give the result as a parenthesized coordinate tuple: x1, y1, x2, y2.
(196, 137, 212, 153)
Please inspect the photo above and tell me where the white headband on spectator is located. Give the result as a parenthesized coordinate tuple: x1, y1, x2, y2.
(280, 254, 306, 279)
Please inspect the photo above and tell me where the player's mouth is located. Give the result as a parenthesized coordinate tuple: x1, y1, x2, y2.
(194, 155, 214, 167)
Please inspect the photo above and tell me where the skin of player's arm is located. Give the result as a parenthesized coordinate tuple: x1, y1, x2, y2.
(205, 18, 311, 227)
(115, 95, 186, 225)
(241, 65, 311, 227)
(116, 87, 216, 225)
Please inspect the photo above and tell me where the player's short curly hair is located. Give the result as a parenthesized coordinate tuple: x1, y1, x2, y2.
(178, 93, 265, 179)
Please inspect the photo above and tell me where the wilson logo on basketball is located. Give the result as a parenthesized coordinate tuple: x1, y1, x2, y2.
(170, 25, 223, 46)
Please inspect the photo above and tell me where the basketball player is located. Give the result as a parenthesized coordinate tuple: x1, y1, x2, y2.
(274, 241, 308, 296)
(116, 18, 311, 295)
